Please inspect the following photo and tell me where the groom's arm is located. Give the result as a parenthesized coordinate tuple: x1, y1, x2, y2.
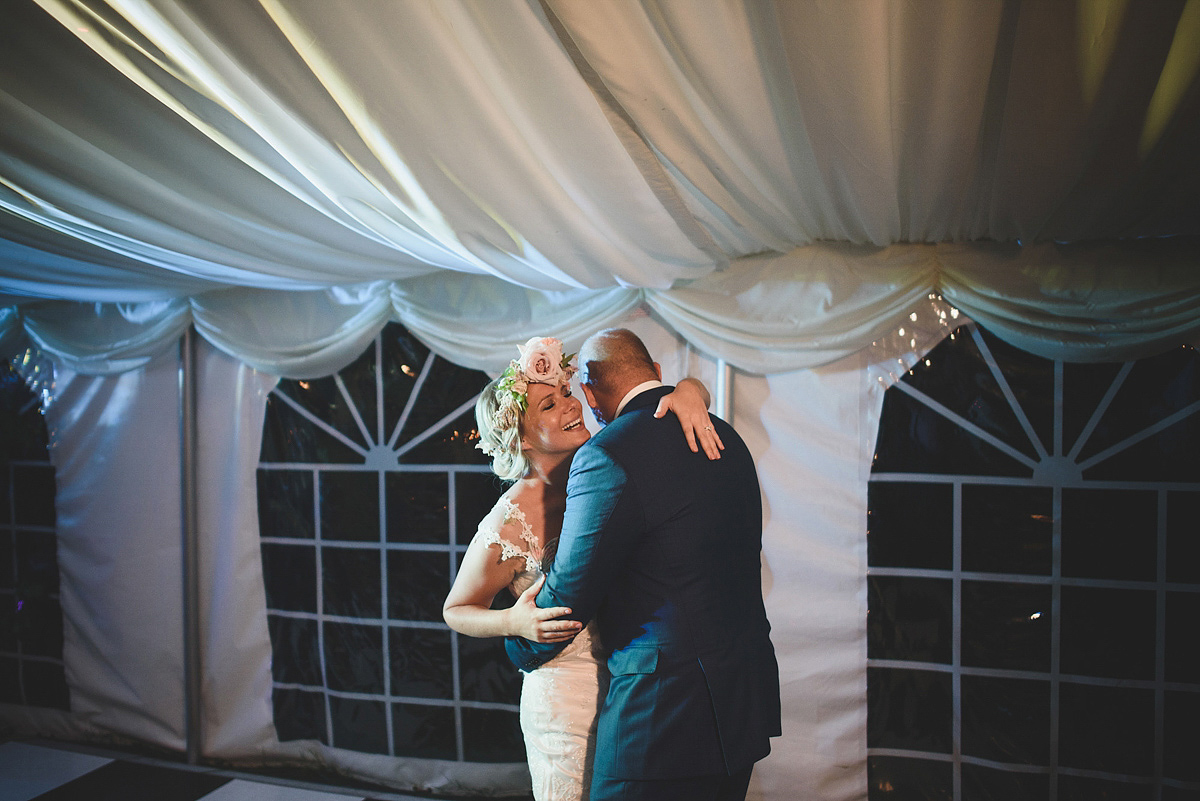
(505, 442, 637, 671)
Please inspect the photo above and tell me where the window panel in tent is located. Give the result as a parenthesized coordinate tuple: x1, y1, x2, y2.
(868, 325, 1200, 800)
(0, 355, 68, 712)
(257, 323, 519, 763)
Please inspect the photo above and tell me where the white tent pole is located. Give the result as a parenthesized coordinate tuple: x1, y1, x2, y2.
(714, 358, 733, 421)
(179, 326, 202, 763)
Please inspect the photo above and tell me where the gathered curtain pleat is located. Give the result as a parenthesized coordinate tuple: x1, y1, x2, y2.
(6, 241, 1198, 377)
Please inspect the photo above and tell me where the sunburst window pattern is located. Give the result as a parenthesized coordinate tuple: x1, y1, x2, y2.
(868, 325, 1199, 800)
(256, 323, 522, 762)
(0, 358, 68, 712)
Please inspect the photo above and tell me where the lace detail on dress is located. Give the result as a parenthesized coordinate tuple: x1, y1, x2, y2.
(521, 623, 602, 801)
(471, 492, 602, 800)
(471, 496, 546, 588)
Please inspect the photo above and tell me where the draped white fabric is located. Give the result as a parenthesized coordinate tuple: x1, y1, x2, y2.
(6, 241, 1197, 380)
(2, 0, 1199, 369)
(45, 351, 189, 748)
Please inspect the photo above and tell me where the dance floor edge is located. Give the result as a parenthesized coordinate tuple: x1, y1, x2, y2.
(0, 741, 455, 801)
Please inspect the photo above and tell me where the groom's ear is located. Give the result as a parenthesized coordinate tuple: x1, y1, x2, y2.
(580, 383, 608, 425)
(581, 382, 599, 410)
(653, 362, 662, 381)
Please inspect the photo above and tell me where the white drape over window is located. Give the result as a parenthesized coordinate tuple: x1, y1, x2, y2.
(5, 240, 1197, 379)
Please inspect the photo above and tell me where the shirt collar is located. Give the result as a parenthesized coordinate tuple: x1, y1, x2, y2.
(614, 380, 664, 418)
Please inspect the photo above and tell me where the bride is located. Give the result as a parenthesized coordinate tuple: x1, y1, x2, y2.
(442, 336, 719, 801)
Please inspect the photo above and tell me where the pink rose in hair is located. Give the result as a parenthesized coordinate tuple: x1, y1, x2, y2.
(517, 337, 565, 384)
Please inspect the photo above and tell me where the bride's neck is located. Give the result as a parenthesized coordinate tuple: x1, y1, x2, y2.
(523, 450, 573, 491)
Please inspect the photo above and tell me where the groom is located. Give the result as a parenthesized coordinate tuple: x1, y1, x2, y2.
(506, 328, 781, 801)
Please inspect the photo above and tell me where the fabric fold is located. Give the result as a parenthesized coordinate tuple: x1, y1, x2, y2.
(22, 298, 192, 374)
(191, 282, 393, 379)
(648, 243, 938, 373)
(941, 240, 1200, 361)
(390, 272, 641, 372)
(6, 239, 1199, 378)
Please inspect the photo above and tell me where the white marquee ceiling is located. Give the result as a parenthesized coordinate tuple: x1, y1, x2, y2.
(2, 0, 1199, 372)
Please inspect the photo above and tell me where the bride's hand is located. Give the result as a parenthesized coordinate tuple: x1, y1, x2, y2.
(654, 377, 724, 460)
(508, 575, 582, 643)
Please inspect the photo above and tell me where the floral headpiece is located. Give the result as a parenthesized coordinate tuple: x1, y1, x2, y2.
(477, 337, 577, 456)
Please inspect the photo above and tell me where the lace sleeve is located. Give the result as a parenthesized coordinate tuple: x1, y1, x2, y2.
(473, 527, 534, 569)
(471, 496, 541, 574)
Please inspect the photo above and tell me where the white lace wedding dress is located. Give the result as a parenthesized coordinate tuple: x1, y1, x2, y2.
(472, 495, 605, 801)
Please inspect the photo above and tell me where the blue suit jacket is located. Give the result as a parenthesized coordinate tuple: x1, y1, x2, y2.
(506, 386, 781, 781)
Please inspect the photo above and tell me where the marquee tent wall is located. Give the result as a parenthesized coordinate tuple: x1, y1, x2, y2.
(2, 1, 1199, 798)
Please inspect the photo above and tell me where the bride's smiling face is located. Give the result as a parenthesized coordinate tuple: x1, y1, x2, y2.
(520, 381, 589, 456)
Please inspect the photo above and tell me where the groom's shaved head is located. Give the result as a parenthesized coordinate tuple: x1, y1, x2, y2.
(578, 328, 658, 393)
(578, 328, 661, 424)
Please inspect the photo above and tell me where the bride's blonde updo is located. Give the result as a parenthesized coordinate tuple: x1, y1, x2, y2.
(474, 377, 528, 483)
(474, 336, 577, 483)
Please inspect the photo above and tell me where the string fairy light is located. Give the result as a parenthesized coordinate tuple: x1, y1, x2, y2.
(11, 347, 56, 413)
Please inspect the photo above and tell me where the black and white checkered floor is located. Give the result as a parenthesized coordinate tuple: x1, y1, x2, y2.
(0, 741, 447, 801)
